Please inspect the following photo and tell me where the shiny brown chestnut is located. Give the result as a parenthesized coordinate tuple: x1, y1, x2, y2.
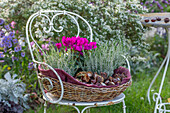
(164, 18, 169, 23)
(144, 18, 149, 23)
(151, 18, 156, 22)
(156, 17, 161, 21)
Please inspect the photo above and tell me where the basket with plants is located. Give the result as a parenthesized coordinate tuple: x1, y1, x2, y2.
(34, 36, 132, 102)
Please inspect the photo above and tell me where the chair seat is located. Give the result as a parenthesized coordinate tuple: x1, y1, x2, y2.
(43, 93, 125, 106)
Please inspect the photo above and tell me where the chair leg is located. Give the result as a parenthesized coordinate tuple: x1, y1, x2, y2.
(72, 106, 80, 113)
(122, 100, 126, 113)
(44, 101, 47, 113)
(86, 108, 90, 113)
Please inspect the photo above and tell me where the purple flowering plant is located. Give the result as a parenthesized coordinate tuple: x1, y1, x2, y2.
(0, 18, 29, 74)
(140, 0, 170, 12)
(55, 36, 97, 63)
(57, 36, 97, 52)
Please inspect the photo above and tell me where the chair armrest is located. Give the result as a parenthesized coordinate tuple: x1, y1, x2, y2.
(121, 55, 131, 72)
(33, 60, 64, 104)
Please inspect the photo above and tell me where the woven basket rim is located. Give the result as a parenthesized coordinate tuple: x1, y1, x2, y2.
(39, 73, 132, 89)
(38, 65, 131, 88)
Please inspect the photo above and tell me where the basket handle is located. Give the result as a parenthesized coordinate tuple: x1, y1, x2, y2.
(122, 55, 131, 72)
(33, 59, 64, 104)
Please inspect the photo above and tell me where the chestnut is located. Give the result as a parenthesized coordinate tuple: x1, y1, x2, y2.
(105, 80, 110, 85)
(100, 72, 108, 81)
(107, 82, 115, 86)
(112, 78, 118, 84)
(81, 74, 90, 82)
(144, 18, 149, 23)
(101, 83, 107, 86)
(76, 71, 87, 78)
(151, 18, 156, 22)
(87, 71, 93, 77)
(96, 75, 104, 83)
(156, 17, 161, 21)
(164, 18, 169, 23)
(109, 76, 113, 81)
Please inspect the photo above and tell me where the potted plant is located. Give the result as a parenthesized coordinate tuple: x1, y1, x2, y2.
(32, 36, 131, 102)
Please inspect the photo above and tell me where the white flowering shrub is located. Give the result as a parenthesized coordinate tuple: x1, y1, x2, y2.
(0, 72, 29, 113)
(0, 0, 147, 45)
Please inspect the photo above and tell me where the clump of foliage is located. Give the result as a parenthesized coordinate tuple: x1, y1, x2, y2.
(80, 42, 126, 76)
(0, 72, 29, 113)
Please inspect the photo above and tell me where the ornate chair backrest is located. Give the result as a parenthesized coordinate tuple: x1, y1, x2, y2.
(26, 10, 93, 103)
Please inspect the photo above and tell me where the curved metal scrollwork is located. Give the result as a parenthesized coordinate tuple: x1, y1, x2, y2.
(157, 103, 170, 113)
(153, 93, 162, 103)
(41, 77, 54, 91)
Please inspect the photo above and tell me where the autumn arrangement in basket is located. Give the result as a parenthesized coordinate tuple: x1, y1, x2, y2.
(33, 36, 131, 101)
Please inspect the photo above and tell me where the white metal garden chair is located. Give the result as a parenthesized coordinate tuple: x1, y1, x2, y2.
(26, 10, 130, 113)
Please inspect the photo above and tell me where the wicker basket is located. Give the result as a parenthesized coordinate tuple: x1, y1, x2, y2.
(39, 73, 132, 102)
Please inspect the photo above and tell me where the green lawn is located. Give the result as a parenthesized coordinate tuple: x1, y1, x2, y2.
(26, 66, 170, 113)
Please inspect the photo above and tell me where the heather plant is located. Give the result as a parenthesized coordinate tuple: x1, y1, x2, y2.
(80, 42, 127, 76)
(140, 0, 170, 12)
(0, 72, 29, 113)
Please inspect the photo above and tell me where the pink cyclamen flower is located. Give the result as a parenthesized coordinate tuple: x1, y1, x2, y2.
(11, 21, 16, 28)
(71, 36, 77, 46)
(74, 45, 83, 52)
(55, 43, 62, 49)
(83, 38, 89, 44)
(77, 38, 85, 46)
(89, 42, 97, 49)
(84, 44, 92, 50)
(62, 36, 68, 47)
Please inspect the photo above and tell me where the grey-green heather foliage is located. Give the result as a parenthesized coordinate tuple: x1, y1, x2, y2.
(35, 42, 126, 76)
(35, 46, 79, 76)
(81, 42, 126, 76)
(0, 72, 29, 109)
